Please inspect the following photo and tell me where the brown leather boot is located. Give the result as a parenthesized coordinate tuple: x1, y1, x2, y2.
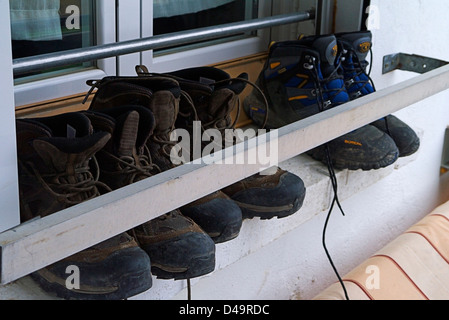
(86, 91, 216, 279)
(164, 66, 306, 220)
(16, 112, 152, 300)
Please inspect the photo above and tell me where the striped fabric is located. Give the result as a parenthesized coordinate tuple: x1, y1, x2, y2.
(314, 201, 449, 300)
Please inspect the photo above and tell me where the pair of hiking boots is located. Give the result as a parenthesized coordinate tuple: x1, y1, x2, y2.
(244, 31, 420, 170)
(16, 66, 306, 299)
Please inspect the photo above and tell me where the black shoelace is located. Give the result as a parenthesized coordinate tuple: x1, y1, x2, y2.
(344, 48, 391, 136)
(308, 54, 350, 300)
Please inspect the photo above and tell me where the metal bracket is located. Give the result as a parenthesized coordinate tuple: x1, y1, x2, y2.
(442, 128, 449, 175)
(383, 53, 449, 74)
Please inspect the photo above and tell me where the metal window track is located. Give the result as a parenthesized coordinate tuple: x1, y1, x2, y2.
(12, 11, 314, 76)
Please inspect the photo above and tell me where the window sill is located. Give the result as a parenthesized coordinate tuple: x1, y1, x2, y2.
(14, 68, 106, 108)
(0, 149, 420, 300)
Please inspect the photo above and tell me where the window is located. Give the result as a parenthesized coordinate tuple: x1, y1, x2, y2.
(143, 0, 271, 73)
(153, 0, 258, 54)
(11, 0, 96, 83)
(10, 0, 274, 106)
(11, 0, 114, 107)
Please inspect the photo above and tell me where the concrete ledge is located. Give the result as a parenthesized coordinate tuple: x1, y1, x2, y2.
(0, 147, 418, 300)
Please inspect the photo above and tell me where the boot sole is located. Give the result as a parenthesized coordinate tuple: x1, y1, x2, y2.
(321, 148, 399, 171)
(142, 231, 216, 280)
(31, 269, 152, 300)
(210, 219, 242, 244)
(236, 191, 306, 220)
(30, 248, 153, 300)
(151, 251, 216, 280)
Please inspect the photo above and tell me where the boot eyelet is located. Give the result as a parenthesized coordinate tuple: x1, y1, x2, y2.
(323, 100, 332, 108)
(303, 63, 314, 70)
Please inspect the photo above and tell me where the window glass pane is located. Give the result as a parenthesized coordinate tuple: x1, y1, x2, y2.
(153, 0, 258, 54)
(10, 0, 96, 82)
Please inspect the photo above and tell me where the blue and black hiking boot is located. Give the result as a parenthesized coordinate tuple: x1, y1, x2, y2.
(163, 66, 306, 220)
(86, 83, 216, 279)
(16, 112, 153, 300)
(337, 30, 420, 157)
(244, 34, 400, 171)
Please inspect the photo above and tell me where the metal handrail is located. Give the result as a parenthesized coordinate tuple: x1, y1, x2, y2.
(13, 11, 315, 76)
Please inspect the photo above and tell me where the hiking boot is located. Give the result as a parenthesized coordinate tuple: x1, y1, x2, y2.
(221, 167, 306, 220)
(132, 210, 216, 280)
(244, 35, 400, 171)
(83, 105, 158, 188)
(85, 101, 216, 279)
(337, 30, 420, 157)
(179, 191, 242, 243)
(94, 73, 243, 243)
(16, 113, 153, 300)
(370, 115, 420, 157)
(164, 66, 306, 219)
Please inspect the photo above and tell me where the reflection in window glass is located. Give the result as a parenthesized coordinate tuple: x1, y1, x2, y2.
(10, 0, 96, 81)
(153, 0, 259, 53)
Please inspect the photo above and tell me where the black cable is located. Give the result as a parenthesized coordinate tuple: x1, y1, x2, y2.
(323, 146, 350, 300)
(187, 279, 192, 300)
(310, 59, 350, 300)
(366, 49, 392, 137)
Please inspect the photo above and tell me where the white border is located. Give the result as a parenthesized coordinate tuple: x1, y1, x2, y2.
(0, 0, 20, 232)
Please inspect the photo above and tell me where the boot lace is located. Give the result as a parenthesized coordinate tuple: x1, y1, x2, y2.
(24, 157, 111, 207)
(304, 53, 347, 112)
(100, 144, 161, 184)
(135, 65, 269, 132)
(211, 77, 270, 130)
(342, 47, 377, 97)
(306, 54, 350, 300)
(343, 48, 390, 135)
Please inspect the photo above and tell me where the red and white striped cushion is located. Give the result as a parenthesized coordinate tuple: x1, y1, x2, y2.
(314, 201, 449, 300)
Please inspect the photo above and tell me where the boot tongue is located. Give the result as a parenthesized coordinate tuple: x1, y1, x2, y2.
(312, 35, 338, 76)
(149, 95, 177, 137)
(339, 32, 372, 62)
(86, 106, 155, 154)
(115, 111, 139, 157)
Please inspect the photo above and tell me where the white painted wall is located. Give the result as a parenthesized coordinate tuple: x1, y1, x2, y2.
(0, 0, 20, 233)
(166, 0, 449, 300)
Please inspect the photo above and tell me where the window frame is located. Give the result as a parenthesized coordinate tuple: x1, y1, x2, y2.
(0, 0, 20, 233)
(7, 0, 276, 230)
(13, 0, 274, 106)
(13, 0, 117, 107)
(141, 0, 273, 73)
